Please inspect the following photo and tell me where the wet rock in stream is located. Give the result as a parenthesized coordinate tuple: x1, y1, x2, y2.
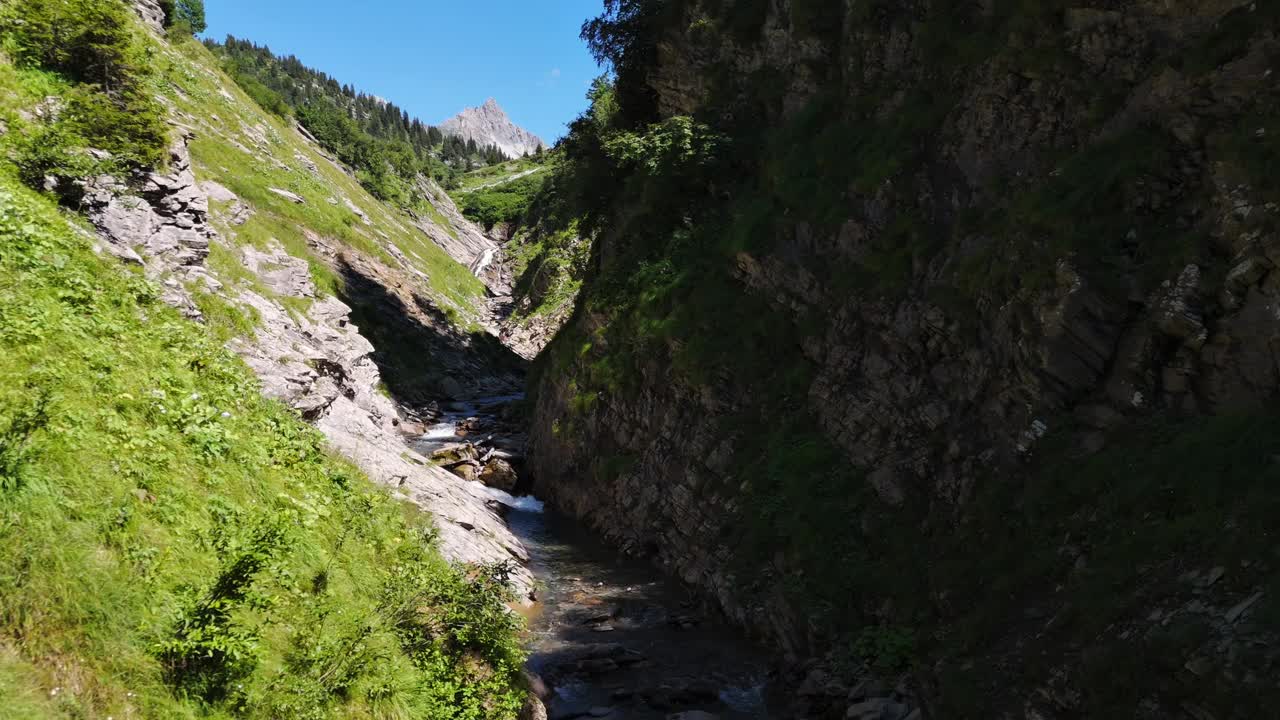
(414, 397, 772, 718)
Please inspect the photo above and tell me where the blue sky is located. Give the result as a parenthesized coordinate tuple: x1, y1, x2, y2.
(203, 0, 606, 143)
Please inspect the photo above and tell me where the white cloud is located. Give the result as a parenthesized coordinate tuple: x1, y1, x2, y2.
(538, 68, 562, 88)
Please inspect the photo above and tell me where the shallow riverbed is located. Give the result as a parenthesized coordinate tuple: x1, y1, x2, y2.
(414, 397, 775, 719)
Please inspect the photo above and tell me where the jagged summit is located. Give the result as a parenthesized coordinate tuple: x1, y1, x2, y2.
(440, 98, 545, 160)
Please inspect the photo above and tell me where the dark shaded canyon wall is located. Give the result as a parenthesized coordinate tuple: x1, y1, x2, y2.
(531, 1, 1280, 717)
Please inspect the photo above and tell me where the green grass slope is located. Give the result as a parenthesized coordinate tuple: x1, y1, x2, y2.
(157, 38, 487, 316)
(0, 147, 522, 720)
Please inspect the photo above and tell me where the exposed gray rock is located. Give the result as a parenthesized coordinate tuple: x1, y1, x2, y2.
(222, 270, 535, 597)
(240, 242, 315, 298)
(201, 180, 238, 204)
(414, 177, 504, 290)
(845, 699, 908, 720)
(432, 443, 479, 465)
(1226, 592, 1265, 624)
(439, 98, 545, 160)
(85, 130, 215, 318)
(520, 695, 549, 720)
(294, 151, 319, 176)
(479, 458, 519, 492)
(86, 133, 535, 602)
(268, 187, 305, 204)
(129, 0, 166, 34)
(343, 196, 369, 223)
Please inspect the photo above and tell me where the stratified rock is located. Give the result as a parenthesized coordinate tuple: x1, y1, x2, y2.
(520, 695, 549, 720)
(450, 463, 480, 482)
(432, 443, 479, 465)
(201, 180, 238, 204)
(413, 177, 502, 291)
(128, 0, 165, 33)
(236, 242, 313, 298)
(845, 699, 908, 720)
(85, 129, 216, 318)
(85, 131, 536, 603)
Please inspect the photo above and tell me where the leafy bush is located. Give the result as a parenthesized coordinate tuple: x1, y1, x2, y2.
(154, 517, 290, 702)
(63, 84, 167, 165)
(0, 0, 168, 181)
(8, 117, 100, 190)
(852, 625, 917, 673)
(173, 0, 207, 35)
(0, 0, 141, 88)
(459, 177, 540, 229)
(0, 388, 49, 492)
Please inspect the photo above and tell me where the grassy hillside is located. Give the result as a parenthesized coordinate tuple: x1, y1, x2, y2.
(0, 167, 524, 719)
(452, 157, 545, 194)
(447, 158, 548, 234)
(0, 2, 525, 717)
(156, 38, 486, 316)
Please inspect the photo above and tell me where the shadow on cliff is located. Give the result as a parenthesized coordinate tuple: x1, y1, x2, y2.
(336, 256, 526, 407)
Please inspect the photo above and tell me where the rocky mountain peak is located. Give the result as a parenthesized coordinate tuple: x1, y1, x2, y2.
(440, 98, 545, 160)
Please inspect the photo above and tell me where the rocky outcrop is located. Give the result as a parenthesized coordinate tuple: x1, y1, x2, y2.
(85, 130, 216, 318)
(531, 1, 1280, 716)
(129, 0, 166, 34)
(414, 176, 507, 292)
(88, 130, 535, 599)
(440, 98, 545, 160)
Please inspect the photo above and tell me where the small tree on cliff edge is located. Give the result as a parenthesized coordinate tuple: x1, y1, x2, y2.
(163, 0, 207, 35)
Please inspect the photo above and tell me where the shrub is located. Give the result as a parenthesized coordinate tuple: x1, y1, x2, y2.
(0, 389, 49, 492)
(0, 0, 168, 179)
(852, 625, 917, 673)
(154, 518, 290, 702)
(63, 85, 167, 166)
(0, 0, 144, 89)
(9, 118, 99, 190)
(173, 0, 207, 35)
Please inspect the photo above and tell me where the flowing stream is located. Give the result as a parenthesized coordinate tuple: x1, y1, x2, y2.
(413, 397, 775, 720)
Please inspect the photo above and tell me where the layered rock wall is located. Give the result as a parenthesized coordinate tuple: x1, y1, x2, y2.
(91, 131, 535, 598)
(530, 1, 1280, 715)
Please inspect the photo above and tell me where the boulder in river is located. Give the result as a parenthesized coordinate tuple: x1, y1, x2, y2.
(431, 443, 479, 465)
(520, 695, 549, 720)
(480, 457, 519, 491)
(451, 463, 480, 482)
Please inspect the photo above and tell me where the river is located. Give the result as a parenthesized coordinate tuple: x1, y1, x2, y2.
(413, 397, 776, 720)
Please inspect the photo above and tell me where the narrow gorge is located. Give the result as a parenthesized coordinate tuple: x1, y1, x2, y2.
(1, 1, 1278, 719)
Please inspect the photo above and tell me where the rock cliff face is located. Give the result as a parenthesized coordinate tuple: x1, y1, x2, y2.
(130, 0, 166, 33)
(413, 175, 508, 293)
(89, 19, 536, 598)
(440, 98, 546, 160)
(531, 1, 1280, 716)
(89, 130, 535, 598)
